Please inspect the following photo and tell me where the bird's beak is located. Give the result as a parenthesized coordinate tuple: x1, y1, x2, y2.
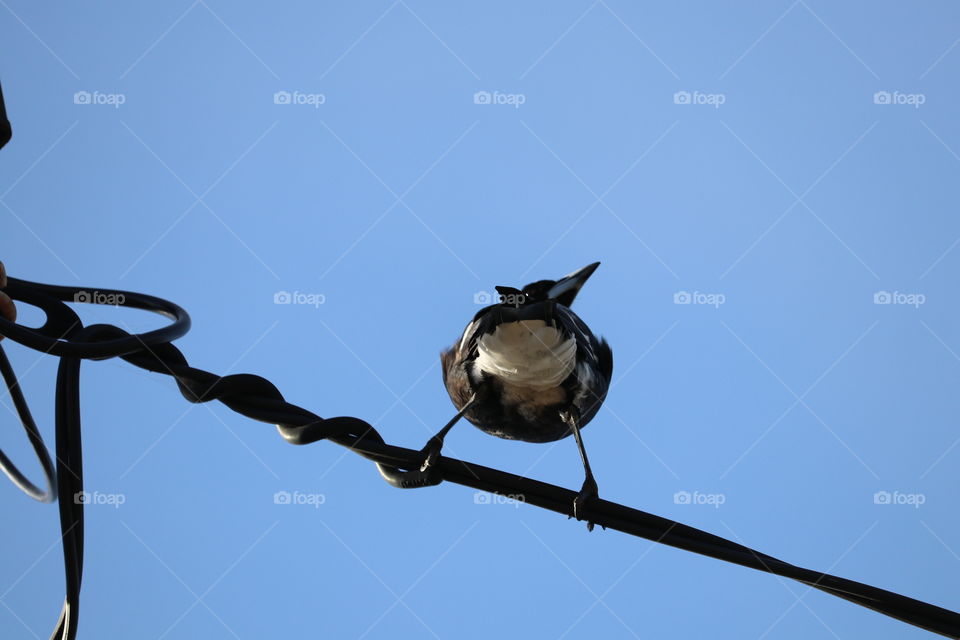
(547, 262, 600, 307)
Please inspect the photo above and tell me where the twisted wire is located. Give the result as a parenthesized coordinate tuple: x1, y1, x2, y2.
(0, 277, 957, 640)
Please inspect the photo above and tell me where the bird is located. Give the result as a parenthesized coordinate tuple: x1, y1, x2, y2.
(406, 262, 613, 530)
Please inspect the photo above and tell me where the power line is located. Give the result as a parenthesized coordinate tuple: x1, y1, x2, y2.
(1, 276, 958, 640)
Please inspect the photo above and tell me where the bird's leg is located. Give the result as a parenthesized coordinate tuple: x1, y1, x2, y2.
(388, 394, 479, 489)
(419, 394, 476, 474)
(562, 408, 599, 531)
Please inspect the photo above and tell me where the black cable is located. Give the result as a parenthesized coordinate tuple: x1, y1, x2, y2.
(0, 276, 957, 640)
(0, 345, 56, 502)
(0, 81, 11, 151)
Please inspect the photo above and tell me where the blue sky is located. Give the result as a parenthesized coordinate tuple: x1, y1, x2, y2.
(1, 1, 959, 638)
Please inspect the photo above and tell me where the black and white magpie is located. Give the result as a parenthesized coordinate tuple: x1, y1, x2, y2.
(411, 262, 612, 529)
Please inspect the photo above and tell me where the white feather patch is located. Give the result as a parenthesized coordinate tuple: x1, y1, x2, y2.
(475, 320, 576, 389)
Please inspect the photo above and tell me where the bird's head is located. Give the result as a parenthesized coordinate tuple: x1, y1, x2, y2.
(494, 262, 600, 309)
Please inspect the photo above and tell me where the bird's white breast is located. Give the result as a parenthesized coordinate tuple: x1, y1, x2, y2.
(474, 320, 576, 389)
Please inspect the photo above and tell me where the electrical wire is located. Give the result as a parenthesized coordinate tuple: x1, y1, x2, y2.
(0, 276, 957, 640)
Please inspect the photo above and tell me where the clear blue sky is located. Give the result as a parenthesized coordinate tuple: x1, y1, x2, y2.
(2, 2, 959, 638)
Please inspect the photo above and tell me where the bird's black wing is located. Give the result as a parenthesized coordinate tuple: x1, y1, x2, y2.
(557, 306, 612, 426)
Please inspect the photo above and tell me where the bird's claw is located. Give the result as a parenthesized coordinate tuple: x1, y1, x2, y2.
(418, 435, 444, 473)
(573, 476, 599, 532)
(384, 436, 445, 489)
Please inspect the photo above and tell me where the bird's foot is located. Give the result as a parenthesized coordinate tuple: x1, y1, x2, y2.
(385, 436, 446, 489)
(572, 475, 599, 532)
(419, 434, 444, 473)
